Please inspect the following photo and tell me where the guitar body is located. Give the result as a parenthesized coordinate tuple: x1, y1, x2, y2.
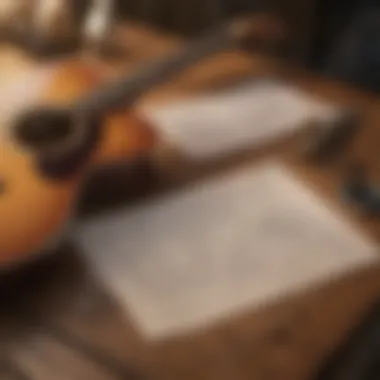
(0, 144, 78, 265)
(0, 59, 158, 267)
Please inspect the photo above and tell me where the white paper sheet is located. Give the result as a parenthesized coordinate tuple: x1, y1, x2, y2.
(75, 163, 378, 339)
(142, 79, 337, 159)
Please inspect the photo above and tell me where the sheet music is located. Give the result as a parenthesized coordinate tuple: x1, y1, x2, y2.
(75, 163, 378, 339)
(142, 79, 338, 159)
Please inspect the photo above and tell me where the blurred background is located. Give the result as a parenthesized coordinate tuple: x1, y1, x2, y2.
(115, 0, 380, 91)
(5, 0, 380, 91)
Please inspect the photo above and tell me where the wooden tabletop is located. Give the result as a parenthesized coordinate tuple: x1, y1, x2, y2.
(2, 22, 380, 380)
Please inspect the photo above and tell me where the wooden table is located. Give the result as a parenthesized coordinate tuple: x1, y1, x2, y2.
(2, 22, 380, 380)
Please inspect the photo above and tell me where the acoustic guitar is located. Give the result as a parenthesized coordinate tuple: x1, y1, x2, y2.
(0, 14, 284, 268)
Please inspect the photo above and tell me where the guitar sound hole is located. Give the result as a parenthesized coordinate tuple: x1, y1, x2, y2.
(14, 109, 74, 150)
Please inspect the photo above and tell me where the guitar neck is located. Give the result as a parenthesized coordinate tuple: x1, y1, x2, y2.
(75, 15, 282, 115)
